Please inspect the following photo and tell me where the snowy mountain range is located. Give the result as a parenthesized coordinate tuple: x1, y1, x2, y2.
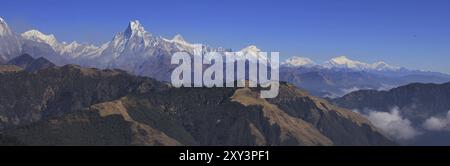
(0, 17, 403, 72)
(280, 56, 450, 97)
(279, 55, 450, 97)
(1, 17, 450, 97)
(0, 18, 275, 80)
(0, 17, 420, 73)
(1, 19, 211, 80)
(282, 55, 401, 72)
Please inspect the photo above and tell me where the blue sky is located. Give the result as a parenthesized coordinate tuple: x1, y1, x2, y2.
(1, 0, 450, 73)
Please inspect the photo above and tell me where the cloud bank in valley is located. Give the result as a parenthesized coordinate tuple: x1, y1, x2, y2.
(355, 107, 450, 142)
(423, 111, 450, 131)
(354, 107, 420, 141)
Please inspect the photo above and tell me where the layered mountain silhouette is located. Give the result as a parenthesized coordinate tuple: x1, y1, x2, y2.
(332, 82, 450, 145)
(0, 54, 55, 73)
(3, 17, 450, 145)
(1, 17, 450, 98)
(280, 59, 450, 97)
(7, 54, 55, 72)
(0, 57, 394, 145)
(333, 82, 450, 122)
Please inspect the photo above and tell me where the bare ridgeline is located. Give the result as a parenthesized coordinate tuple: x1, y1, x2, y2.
(0, 54, 394, 146)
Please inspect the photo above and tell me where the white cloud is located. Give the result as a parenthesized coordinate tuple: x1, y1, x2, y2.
(362, 107, 420, 140)
(341, 87, 361, 95)
(377, 84, 395, 91)
(423, 111, 450, 131)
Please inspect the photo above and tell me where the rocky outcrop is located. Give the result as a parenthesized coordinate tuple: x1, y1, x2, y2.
(0, 65, 22, 73)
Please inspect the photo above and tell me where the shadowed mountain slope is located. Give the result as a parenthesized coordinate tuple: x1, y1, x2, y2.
(0, 62, 394, 145)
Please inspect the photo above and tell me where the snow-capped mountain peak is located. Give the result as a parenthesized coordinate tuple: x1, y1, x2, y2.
(235, 45, 268, 61)
(0, 17, 415, 83)
(162, 34, 204, 56)
(323, 56, 400, 71)
(20, 29, 105, 61)
(371, 61, 400, 71)
(172, 34, 186, 43)
(324, 56, 371, 71)
(162, 34, 186, 43)
(282, 56, 315, 67)
(240, 45, 260, 53)
(22, 30, 59, 48)
(0, 17, 22, 61)
(0, 17, 12, 36)
(325, 56, 366, 68)
(124, 20, 148, 38)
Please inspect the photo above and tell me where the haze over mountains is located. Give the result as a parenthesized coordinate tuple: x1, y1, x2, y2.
(1, 17, 449, 97)
(280, 56, 450, 97)
(332, 82, 450, 145)
(0, 55, 394, 145)
(2, 17, 450, 145)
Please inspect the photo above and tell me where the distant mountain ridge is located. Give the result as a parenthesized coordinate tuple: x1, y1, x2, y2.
(0, 58, 394, 145)
(279, 63, 450, 97)
(1, 17, 450, 97)
(279, 55, 450, 97)
(282, 55, 401, 72)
